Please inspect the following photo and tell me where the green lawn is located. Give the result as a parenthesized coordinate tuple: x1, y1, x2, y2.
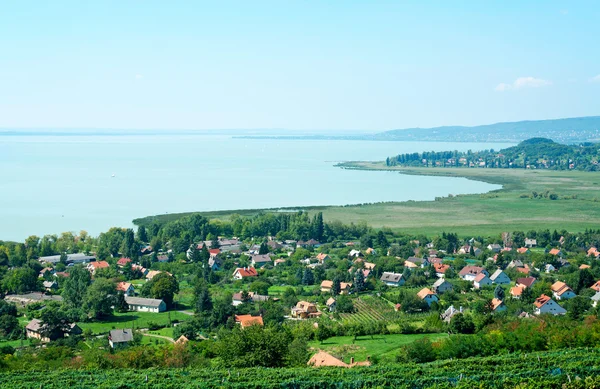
(309, 333, 448, 363)
(77, 311, 190, 335)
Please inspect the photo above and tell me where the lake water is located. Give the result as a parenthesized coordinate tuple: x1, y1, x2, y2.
(0, 134, 514, 241)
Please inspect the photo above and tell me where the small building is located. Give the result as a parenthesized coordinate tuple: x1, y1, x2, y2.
(516, 247, 530, 255)
(109, 328, 134, 349)
(340, 282, 353, 295)
(308, 351, 370, 368)
(326, 297, 336, 312)
(548, 248, 563, 257)
(459, 266, 488, 281)
(405, 257, 429, 268)
(591, 280, 600, 292)
(473, 273, 493, 289)
(4, 293, 63, 307)
(232, 267, 258, 280)
(510, 285, 524, 299)
(534, 294, 566, 316)
(124, 296, 166, 313)
(380, 272, 405, 287)
(116, 282, 135, 296)
(432, 278, 453, 294)
(87, 261, 110, 275)
(591, 292, 600, 307)
(145, 270, 171, 280)
(316, 253, 330, 263)
(489, 269, 511, 285)
(234, 314, 264, 328)
(516, 277, 536, 289)
(440, 305, 463, 323)
(417, 288, 439, 306)
(291, 301, 321, 319)
(231, 291, 269, 306)
(490, 298, 507, 313)
(25, 318, 80, 342)
(348, 250, 362, 258)
(525, 238, 537, 248)
(38, 253, 95, 265)
(43, 280, 58, 291)
(551, 281, 576, 300)
(320, 280, 334, 293)
(434, 263, 450, 277)
(487, 244, 502, 253)
(117, 257, 132, 267)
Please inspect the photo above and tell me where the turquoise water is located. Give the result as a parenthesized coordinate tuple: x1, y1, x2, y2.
(0, 134, 513, 241)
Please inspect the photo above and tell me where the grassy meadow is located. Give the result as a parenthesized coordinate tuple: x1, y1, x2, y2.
(135, 164, 600, 237)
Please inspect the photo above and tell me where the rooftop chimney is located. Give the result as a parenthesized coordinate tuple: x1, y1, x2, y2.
(350, 357, 354, 364)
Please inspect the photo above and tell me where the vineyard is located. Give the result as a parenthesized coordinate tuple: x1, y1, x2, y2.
(338, 295, 401, 325)
(2, 348, 600, 388)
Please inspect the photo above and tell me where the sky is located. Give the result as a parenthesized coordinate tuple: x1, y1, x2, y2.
(1, 1, 599, 131)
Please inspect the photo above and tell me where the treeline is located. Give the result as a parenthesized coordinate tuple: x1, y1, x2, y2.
(386, 137, 600, 171)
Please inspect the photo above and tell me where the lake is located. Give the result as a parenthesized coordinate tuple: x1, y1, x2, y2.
(0, 133, 514, 241)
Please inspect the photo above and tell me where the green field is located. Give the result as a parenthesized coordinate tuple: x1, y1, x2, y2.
(77, 311, 191, 335)
(309, 333, 448, 363)
(134, 165, 600, 237)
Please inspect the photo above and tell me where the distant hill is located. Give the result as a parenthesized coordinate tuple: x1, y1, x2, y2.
(374, 116, 600, 143)
(386, 137, 600, 171)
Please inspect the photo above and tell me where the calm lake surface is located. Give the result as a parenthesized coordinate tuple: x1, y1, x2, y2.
(0, 134, 514, 241)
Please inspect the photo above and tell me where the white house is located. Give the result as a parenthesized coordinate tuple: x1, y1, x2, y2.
(459, 266, 488, 282)
(489, 269, 511, 285)
(534, 294, 566, 315)
(417, 288, 439, 306)
(432, 278, 453, 294)
(473, 273, 493, 289)
(380, 272, 405, 287)
(491, 298, 507, 313)
(124, 296, 166, 313)
(591, 292, 600, 308)
(116, 282, 135, 297)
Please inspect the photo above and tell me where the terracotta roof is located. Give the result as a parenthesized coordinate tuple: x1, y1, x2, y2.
(234, 314, 264, 328)
(116, 282, 132, 292)
(316, 253, 329, 261)
(534, 294, 552, 308)
(117, 257, 131, 266)
(89, 261, 109, 269)
(417, 288, 435, 300)
(588, 247, 600, 257)
(459, 266, 485, 276)
(234, 267, 258, 277)
(551, 281, 572, 296)
(517, 248, 529, 254)
(326, 297, 336, 306)
(579, 264, 591, 270)
(549, 248, 561, 256)
(516, 267, 530, 275)
(209, 249, 221, 255)
(474, 273, 488, 283)
(321, 280, 334, 289)
(491, 298, 504, 311)
(175, 335, 189, 345)
(308, 351, 349, 367)
(434, 263, 450, 274)
(591, 280, 600, 292)
(510, 285, 524, 297)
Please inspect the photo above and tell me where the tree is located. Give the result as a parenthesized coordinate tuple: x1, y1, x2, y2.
(494, 285, 505, 301)
(194, 283, 213, 316)
(302, 268, 314, 286)
(39, 308, 71, 341)
(576, 269, 595, 294)
(286, 337, 310, 367)
(313, 212, 324, 241)
(258, 242, 269, 255)
(249, 280, 271, 296)
(137, 226, 148, 243)
(121, 229, 137, 259)
(354, 269, 365, 293)
(59, 252, 68, 265)
(332, 278, 341, 296)
(142, 273, 180, 308)
(84, 278, 116, 319)
(336, 294, 354, 313)
(2, 268, 38, 294)
(315, 323, 333, 344)
(62, 266, 92, 308)
(189, 245, 202, 263)
(376, 230, 389, 250)
(216, 326, 293, 368)
(567, 296, 590, 321)
(449, 313, 475, 334)
(114, 291, 129, 313)
(0, 301, 20, 340)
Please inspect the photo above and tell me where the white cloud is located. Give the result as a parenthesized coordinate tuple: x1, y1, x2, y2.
(590, 74, 600, 83)
(135, 74, 143, 80)
(494, 77, 552, 91)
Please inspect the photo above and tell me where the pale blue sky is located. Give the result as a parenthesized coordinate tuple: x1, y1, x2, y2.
(1, 1, 599, 131)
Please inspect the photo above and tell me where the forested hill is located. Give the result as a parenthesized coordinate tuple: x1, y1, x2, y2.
(375, 116, 600, 143)
(386, 138, 600, 171)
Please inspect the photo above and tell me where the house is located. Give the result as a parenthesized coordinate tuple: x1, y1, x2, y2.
(525, 238, 537, 248)
(320, 280, 334, 293)
(440, 305, 463, 323)
(489, 269, 511, 285)
(274, 258, 286, 266)
(365, 248, 377, 256)
(308, 351, 370, 368)
(132, 264, 149, 276)
(250, 254, 272, 268)
(487, 244, 502, 253)
(545, 264, 557, 273)
(340, 282, 353, 294)
(490, 298, 507, 313)
(87, 261, 109, 275)
(534, 294, 566, 315)
(231, 291, 269, 306)
(117, 257, 132, 267)
(417, 288, 439, 306)
(506, 260, 525, 270)
(516, 277, 536, 289)
(549, 248, 563, 257)
(316, 253, 330, 263)
(175, 335, 189, 345)
(592, 292, 600, 307)
(116, 282, 135, 296)
(25, 318, 81, 342)
(156, 254, 169, 263)
(43, 280, 58, 291)
(146, 270, 170, 280)
(473, 273, 492, 289)
(326, 297, 336, 312)
(297, 240, 320, 248)
(234, 314, 264, 328)
(405, 257, 429, 268)
(38, 253, 95, 265)
(510, 285, 524, 299)
(580, 264, 591, 270)
(458, 245, 482, 256)
(109, 329, 134, 349)
(588, 247, 600, 258)
(459, 266, 488, 281)
(432, 278, 453, 294)
(517, 247, 530, 255)
(291, 301, 321, 319)
(124, 296, 166, 313)
(208, 256, 222, 271)
(232, 267, 258, 280)
(380, 272, 405, 287)
(39, 267, 53, 277)
(267, 240, 282, 250)
(551, 281, 576, 300)
(434, 263, 450, 277)
(348, 250, 362, 258)
(591, 280, 600, 292)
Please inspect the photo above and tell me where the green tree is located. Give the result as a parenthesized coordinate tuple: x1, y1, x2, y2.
(258, 242, 269, 255)
(567, 296, 590, 321)
(114, 291, 129, 313)
(315, 323, 333, 344)
(494, 285, 505, 301)
(84, 278, 116, 319)
(302, 268, 314, 285)
(449, 313, 475, 334)
(336, 294, 354, 313)
(194, 283, 213, 316)
(39, 308, 71, 341)
(576, 269, 595, 294)
(2, 268, 38, 294)
(142, 273, 180, 308)
(62, 266, 92, 308)
(216, 326, 293, 368)
(137, 226, 148, 243)
(332, 277, 341, 296)
(354, 269, 365, 293)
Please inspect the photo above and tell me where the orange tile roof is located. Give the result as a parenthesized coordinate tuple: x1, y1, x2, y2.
(534, 294, 552, 308)
(551, 281, 572, 295)
(549, 248, 561, 256)
(234, 267, 258, 277)
(90, 261, 109, 269)
(434, 264, 450, 274)
(417, 288, 435, 300)
(510, 285, 524, 297)
(491, 298, 504, 311)
(234, 314, 264, 328)
(116, 282, 132, 292)
(321, 280, 333, 289)
(591, 280, 600, 292)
